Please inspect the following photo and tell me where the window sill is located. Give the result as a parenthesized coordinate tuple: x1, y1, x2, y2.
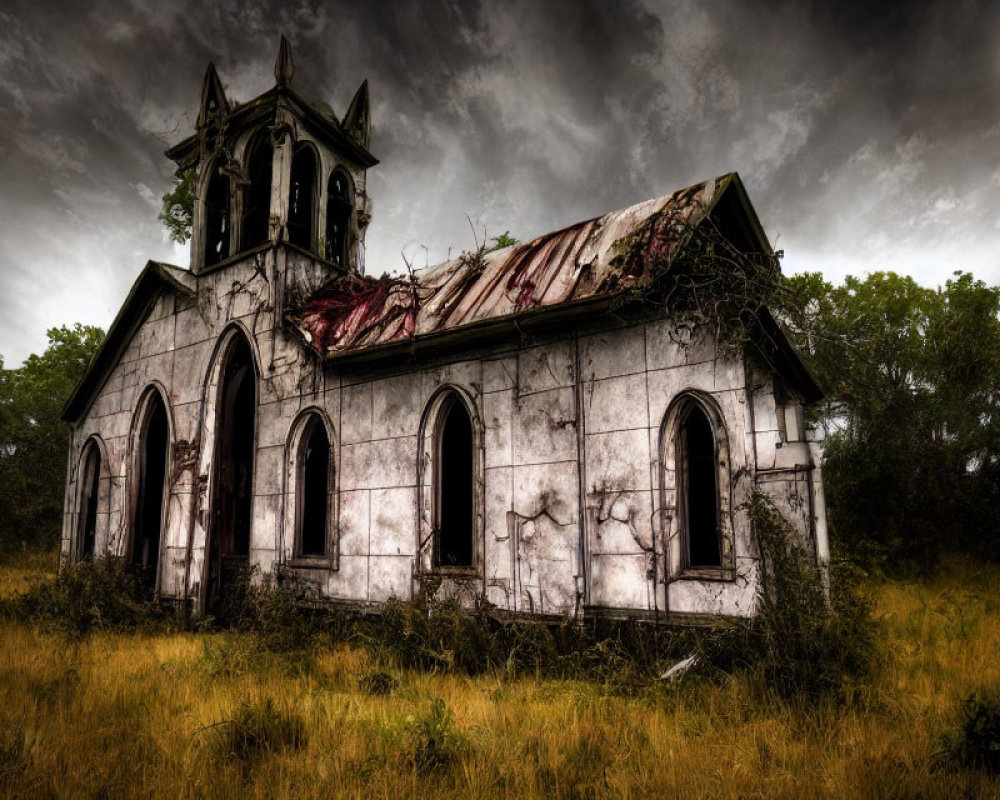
(677, 566, 735, 582)
(286, 556, 336, 570)
(430, 565, 479, 578)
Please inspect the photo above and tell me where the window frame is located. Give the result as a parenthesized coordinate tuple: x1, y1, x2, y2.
(74, 436, 106, 564)
(324, 167, 353, 268)
(417, 386, 484, 578)
(127, 385, 173, 595)
(284, 408, 338, 569)
(660, 391, 735, 582)
(287, 142, 319, 251)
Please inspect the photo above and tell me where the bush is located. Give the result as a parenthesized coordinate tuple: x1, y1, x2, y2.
(405, 698, 466, 774)
(205, 698, 306, 766)
(1, 556, 171, 636)
(939, 691, 1000, 774)
(700, 492, 880, 702)
(359, 670, 398, 696)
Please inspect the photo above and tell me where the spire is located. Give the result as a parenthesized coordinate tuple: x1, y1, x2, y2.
(342, 79, 371, 149)
(197, 63, 229, 129)
(275, 35, 295, 88)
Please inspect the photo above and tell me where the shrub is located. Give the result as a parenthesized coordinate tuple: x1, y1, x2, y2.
(359, 670, 398, 696)
(1, 556, 171, 636)
(700, 492, 880, 702)
(404, 698, 466, 774)
(939, 691, 1000, 774)
(205, 698, 306, 766)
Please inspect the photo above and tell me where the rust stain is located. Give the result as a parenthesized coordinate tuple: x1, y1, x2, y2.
(291, 178, 721, 357)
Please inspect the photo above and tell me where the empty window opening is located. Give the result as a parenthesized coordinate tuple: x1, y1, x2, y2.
(298, 418, 330, 557)
(241, 133, 273, 251)
(287, 145, 317, 250)
(436, 396, 474, 567)
(679, 403, 721, 568)
(325, 170, 351, 267)
(77, 443, 101, 562)
(133, 394, 169, 590)
(208, 336, 256, 616)
(204, 167, 231, 266)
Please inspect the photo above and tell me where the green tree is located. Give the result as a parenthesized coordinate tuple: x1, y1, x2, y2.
(0, 324, 105, 554)
(780, 271, 1000, 571)
(159, 167, 195, 244)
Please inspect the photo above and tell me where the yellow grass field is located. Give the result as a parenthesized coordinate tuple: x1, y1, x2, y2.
(0, 556, 998, 799)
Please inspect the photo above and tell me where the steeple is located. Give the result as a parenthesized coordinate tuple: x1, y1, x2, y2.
(165, 38, 378, 275)
(274, 35, 295, 88)
(342, 80, 371, 149)
(196, 63, 229, 130)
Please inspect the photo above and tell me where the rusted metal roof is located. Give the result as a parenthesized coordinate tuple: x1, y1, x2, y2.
(292, 175, 735, 359)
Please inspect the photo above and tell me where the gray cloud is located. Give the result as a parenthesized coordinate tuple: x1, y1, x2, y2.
(2, 0, 999, 364)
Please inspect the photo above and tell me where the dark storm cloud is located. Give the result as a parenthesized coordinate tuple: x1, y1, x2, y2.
(3, 0, 1000, 364)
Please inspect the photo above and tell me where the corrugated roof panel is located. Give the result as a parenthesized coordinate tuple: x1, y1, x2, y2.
(291, 176, 729, 358)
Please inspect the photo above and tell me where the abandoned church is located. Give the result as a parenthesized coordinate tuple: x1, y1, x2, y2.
(60, 40, 829, 622)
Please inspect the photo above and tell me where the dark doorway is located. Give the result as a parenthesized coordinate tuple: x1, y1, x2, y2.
(298, 418, 330, 557)
(436, 397, 474, 568)
(287, 145, 317, 250)
(680, 404, 721, 568)
(207, 336, 256, 617)
(77, 443, 101, 562)
(325, 170, 351, 267)
(133, 394, 169, 593)
(204, 166, 231, 266)
(241, 133, 273, 251)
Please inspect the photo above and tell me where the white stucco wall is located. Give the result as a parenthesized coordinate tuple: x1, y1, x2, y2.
(63, 246, 824, 621)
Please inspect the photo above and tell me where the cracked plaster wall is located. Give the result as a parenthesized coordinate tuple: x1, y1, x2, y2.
(63, 250, 823, 620)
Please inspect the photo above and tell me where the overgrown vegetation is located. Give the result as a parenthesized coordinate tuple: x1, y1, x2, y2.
(159, 167, 195, 244)
(938, 690, 1000, 775)
(703, 493, 879, 702)
(0, 324, 104, 555)
(0, 555, 997, 798)
(780, 271, 1000, 573)
(1, 556, 171, 637)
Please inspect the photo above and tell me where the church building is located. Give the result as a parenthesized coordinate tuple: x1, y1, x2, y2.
(61, 39, 828, 621)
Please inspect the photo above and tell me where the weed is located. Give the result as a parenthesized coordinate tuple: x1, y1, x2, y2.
(938, 690, 1000, 774)
(405, 698, 466, 774)
(1, 556, 171, 637)
(359, 669, 398, 696)
(204, 698, 306, 766)
(700, 492, 880, 702)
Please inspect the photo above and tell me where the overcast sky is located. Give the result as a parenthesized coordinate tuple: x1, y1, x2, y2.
(2, 0, 999, 365)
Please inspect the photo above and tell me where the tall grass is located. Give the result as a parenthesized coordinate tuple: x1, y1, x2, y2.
(0, 554, 997, 797)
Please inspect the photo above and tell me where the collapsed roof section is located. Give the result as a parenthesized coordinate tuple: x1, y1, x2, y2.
(288, 172, 820, 400)
(291, 177, 725, 358)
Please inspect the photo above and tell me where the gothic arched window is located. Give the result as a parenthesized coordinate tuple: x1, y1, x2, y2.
(325, 169, 352, 268)
(241, 132, 273, 251)
(76, 439, 102, 562)
(204, 164, 231, 266)
(287, 144, 317, 250)
(435, 394, 475, 568)
(677, 401, 722, 569)
(132, 390, 170, 592)
(296, 416, 332, 558)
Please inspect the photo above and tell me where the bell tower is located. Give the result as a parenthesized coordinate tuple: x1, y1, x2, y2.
(165, 36, 378, 276)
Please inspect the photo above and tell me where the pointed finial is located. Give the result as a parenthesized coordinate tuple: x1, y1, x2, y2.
(342, 79, 371, 149)
(197, 63, 229, 129)
(275, 35, 295, 87)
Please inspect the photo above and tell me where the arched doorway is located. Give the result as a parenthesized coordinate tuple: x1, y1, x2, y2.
(206, 335, 257, 617)
(133, 392, 169, 593)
